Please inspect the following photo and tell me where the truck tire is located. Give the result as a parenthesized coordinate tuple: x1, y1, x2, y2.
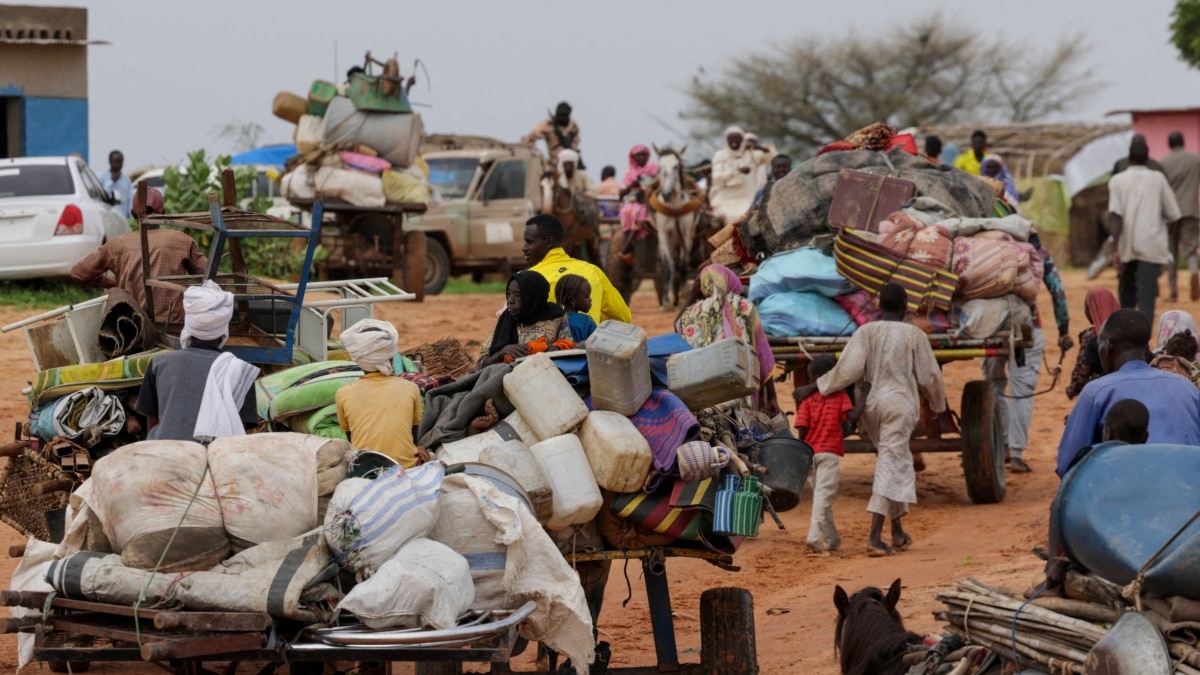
(700, 587, 758, 674)
(424, 237, 450, 296)
(961, 380, 1006, 504)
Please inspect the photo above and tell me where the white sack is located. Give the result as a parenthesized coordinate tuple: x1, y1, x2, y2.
(428, 476, 510, 610)
(337, 537, 473, 629)
(323, 96, 425, 168)
(324, 462, 444, 579)
(208, 433, 355, 551)
(11, 538, 57, 672)
(84, 440, 228, 572)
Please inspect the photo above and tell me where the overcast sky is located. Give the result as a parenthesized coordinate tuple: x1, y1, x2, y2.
(23, 0, 1200, 176)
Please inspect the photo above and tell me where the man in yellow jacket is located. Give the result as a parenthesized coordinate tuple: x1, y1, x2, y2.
(524, 214, 631, 325)
(953, 130, 988, 176)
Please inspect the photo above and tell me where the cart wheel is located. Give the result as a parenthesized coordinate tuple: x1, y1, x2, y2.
(414, 662, 462, 674)
(423, 237, 450, 296)
(700, 587, 758, 674)
(961, 380, 1006, 504)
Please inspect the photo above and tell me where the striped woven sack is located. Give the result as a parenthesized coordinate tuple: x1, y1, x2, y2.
(610, 477, 715, 541)
(833, 228, 958, 314)
(712, 474, 741, 535)
(732, 476, 764, 537)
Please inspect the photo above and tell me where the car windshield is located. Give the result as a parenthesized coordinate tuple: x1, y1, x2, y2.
(0, 164, 74, 198)
(426, 158, 479, 200)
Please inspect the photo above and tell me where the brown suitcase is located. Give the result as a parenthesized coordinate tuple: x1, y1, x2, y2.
(827, 170, 917, 233)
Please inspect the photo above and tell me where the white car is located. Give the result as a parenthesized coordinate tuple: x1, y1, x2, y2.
(0, 157, 131, 279)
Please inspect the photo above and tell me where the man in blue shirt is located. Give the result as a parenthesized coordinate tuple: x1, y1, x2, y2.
(1057, 309, 1200, 476)
(99, 149, 132, 219)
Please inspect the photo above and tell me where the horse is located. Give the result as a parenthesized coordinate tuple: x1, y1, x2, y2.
(833, 579, 924, 675)
(648, 145, 704, 311)
(540, 172, 601, 263)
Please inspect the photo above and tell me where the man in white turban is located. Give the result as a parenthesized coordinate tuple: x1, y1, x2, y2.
(710, 125, 760, 223)
(335, 319, 426, 467)
(555, 149, 596, 198)
(135, 280, 259, 442)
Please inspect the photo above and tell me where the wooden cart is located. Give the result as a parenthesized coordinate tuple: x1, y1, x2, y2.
(772, 331, 1025, 504)
(9, 548, 756, 674)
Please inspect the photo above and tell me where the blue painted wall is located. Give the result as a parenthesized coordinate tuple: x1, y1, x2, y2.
(22, 97, 88, 161)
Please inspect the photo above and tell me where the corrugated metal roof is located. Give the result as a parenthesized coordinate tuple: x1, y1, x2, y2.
(0, 38, 108, 46)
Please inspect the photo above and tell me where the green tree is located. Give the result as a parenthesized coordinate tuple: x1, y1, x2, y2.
(681, 14, 1102, 157)
(162, 150, 293, 279)
(1171, 0, 1200, 69)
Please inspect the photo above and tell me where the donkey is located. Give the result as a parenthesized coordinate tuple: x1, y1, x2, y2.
(833, 579, 924, 675)
(648, 145, 704, 311)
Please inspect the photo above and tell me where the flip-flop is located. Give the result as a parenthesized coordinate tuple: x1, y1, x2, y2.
(892, 533, 912, 551)
(1009, 458, 1032, 474)
(866, 543, 897, 557)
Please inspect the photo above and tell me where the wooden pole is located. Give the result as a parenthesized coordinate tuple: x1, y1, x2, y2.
(405, 229, 427, 302)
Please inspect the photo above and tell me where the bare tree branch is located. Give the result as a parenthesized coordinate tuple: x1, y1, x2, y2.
(680, 14, 1102, 157)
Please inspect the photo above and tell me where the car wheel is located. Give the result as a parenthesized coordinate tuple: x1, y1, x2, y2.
(424, 238, 450, 296)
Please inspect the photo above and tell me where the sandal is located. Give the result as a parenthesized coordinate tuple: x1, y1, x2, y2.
(866, 543, 897, 557)
(892, 533, 912, 551)
(1009, 458, 1032, 474)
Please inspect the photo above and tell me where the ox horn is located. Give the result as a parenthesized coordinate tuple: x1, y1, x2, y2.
(678, 144, 688, 156)
(651, 143, 661, 155)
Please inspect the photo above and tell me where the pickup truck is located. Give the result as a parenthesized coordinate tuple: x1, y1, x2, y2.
(406, 135, 551, 294)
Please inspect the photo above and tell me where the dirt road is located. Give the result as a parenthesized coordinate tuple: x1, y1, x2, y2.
(0, 268, 1136, 673)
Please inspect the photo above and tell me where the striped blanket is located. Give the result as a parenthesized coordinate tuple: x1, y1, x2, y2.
(834, 228, 958, 313)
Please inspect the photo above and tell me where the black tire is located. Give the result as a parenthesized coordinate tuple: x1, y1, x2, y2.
(961, 380, 1006, 504)
(414, 662, 462, 674)
(700, 587, 758, 674)
(423, 237, 450, 296)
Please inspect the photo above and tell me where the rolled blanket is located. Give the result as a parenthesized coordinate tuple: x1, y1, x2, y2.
(98, 288, 158, 358)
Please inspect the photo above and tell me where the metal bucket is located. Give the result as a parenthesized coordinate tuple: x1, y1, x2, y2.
(757, 433, 814, 512)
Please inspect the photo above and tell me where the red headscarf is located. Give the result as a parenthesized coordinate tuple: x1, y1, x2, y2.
(1084, 287, 1119, 331)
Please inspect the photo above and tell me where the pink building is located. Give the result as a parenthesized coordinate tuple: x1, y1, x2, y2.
(1107, 106, 1200, 158)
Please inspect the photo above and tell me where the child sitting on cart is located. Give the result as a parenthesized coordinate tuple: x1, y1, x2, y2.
(793, 356, 868, 556)
(791, 283, 947, 557)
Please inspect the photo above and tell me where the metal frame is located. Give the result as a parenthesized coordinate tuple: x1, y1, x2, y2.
(0, 295, 108, 372)
(276, 277, 416, 361)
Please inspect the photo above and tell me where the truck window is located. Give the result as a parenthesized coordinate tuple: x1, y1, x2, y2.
(481, 160, 526, 201)
(427, 157, 479, 200)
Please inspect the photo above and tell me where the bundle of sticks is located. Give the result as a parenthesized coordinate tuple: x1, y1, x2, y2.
(404, 338, 473, 379)
(935, 578, 1109, 674)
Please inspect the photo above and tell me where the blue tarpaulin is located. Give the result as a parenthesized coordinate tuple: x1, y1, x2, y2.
(230, 145, 296, 167)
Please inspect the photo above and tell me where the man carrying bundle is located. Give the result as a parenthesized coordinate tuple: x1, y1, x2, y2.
(336, 319, 426, 468)
(135, 280, 259, 442)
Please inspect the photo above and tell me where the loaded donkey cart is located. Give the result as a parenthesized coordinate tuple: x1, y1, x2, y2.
(2, 301, 765, 670)
(733, 128, 1051, 505)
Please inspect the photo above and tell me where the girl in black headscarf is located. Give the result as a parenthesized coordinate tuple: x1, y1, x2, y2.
(476, 271, 571, 370)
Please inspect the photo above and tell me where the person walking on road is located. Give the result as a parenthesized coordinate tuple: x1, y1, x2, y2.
(1160, 131, 1200, 302)
(1108, 137, 1182, 320)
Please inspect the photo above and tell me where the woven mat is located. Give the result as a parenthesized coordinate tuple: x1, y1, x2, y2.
(0, 448, 71, 541)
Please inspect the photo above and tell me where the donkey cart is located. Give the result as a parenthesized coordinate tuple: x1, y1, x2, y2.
(9, 548, 757, 674)
(772, 330, 1026, 505)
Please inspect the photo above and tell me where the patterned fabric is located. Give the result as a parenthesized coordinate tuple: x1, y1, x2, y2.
(795, 390, 853, 456)
(1033, 240, 1069, 334)
(833, 290, 883, 326)
(1150, 354, 1198, 381)
(1067, 327, 1103, 400)
(881, 221, 953, 270)
(32, 351, 161, 406)
(478, 317, 570, 361)
(610, 477, 715, 540)
(676, 441, 730, 482)
(676, 265, 775, 386)
(950, 232, 1030, 301)
(1156, 310, 1199, 352)
(833, 228, 958, 313)
(623, 390, 699, 474)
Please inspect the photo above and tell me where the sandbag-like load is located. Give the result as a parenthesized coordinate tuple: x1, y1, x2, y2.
(82, 440, 228, 572)
(323, 96, 425, 168)
(428, 475, 510, 610)
(337, 537, 474, 629)
(324, 462, 444, 579)
(282, 164, 386, 208)
(46, 530, 338, 622)
(208, 433, 355, 551)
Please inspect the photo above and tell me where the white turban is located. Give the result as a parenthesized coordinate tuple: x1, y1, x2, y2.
(557, 148, 580, 172)
(341, 319, 399, 375)
(724, 125, 746, 139)
(180, 279, 234, 348)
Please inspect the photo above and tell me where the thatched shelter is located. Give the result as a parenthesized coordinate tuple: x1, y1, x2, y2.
(919, 122, 1132, 266)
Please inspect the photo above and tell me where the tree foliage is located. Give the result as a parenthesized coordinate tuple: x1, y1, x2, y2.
(682, 14, 1102, 157)
(162, 150, 296, 279)
(1172, 0, 1200, 69)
